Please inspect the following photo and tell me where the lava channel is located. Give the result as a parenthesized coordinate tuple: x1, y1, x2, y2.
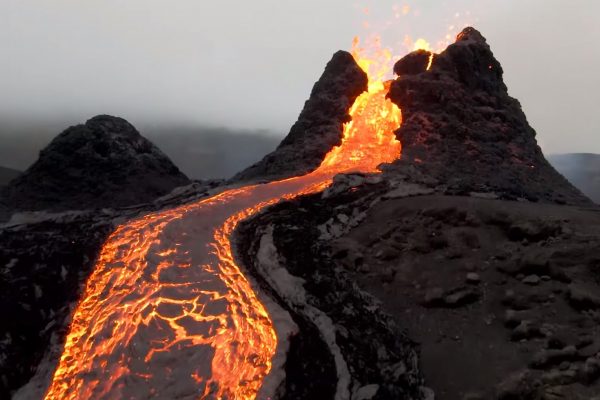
(44, 42, 402, 400)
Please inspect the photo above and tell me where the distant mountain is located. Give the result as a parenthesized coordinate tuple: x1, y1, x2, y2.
(548, 153, 600, 203)
(2, 115, 190, 211)
(0, 121, 280, 181)
(0, 166, 21, 186)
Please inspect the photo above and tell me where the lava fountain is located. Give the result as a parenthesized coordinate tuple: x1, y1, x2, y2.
(44, 37, 405, 400)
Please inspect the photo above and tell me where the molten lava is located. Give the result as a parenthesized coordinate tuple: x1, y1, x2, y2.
(45, 39, 402, 400)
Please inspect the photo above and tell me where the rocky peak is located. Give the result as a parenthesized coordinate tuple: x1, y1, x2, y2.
(232, 50, 368, 182)
(393, 49, 432, 76)
(2, 115, 190, 211)
(438, 27, 505, 93)
(456, 26, 487, 43)
(387, 27, 591, 205)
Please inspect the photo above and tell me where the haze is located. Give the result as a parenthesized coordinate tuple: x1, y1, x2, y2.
(1, 0, 599, 177)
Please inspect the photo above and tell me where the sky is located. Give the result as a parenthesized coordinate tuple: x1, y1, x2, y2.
(1, 0, 600, 155)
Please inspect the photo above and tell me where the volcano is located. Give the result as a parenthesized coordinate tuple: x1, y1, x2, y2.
(4, 27, 600, 400)
(386, 27, 590, 205)
(2, 115, 190, 212)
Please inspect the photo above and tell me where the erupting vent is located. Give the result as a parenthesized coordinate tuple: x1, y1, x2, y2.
(315, 38, 401, 173)
(44, 39, 405, 400)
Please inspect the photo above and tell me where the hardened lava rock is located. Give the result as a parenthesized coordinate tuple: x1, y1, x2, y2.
(387, 27, 592, 206)
(2, 115, 190, 212)
(232, 50, 368, 182)
(393, 49, 432, 76)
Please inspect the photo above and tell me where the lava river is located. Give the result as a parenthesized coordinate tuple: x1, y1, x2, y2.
(44, 45, 403, 400)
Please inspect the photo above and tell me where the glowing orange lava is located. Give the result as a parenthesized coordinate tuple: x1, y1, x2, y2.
(44, 39, 402, 400)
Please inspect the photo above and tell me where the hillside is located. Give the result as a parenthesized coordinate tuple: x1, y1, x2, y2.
(2, 115, 190, 212)
(0, 121, 280, 181)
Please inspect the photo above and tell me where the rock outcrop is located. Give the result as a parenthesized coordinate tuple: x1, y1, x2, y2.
(387, 27, 591, 206)
(233, 50, 368, 182)
(0, 181, 217, 399)
(2, 115, 190, 212)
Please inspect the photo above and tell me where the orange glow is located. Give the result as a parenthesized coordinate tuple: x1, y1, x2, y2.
(413, 38, 431, 52)
(44, 38, 401, 400)
(426, 52, 434, 71)
(411, 38, 434, 71)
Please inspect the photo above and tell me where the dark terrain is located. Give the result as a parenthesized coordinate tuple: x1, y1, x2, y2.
(0, 121, 280, 181)
(2, 26, 600, 400)
(1, 127, 596, 200)
(335, 194, 600, 399)
(0, 116, 213, 397)
(235, 168, 600, 399)
(233, 50, 368, 183)
(1, 115, 190, 212)
(385, 28, 590, 206)
(232, 26, 600, 399)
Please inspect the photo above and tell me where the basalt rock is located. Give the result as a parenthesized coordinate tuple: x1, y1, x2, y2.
(393, 49, 432, 76)
(0, 212, 115, 398)
(2, 115, 190, 212)
(387, 27, 592, 206)
(232, 50, 368, 182)
(0, 183, 216, 399)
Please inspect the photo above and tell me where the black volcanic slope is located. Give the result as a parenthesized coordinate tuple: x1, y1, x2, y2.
(5, 26, 599, 400)
(234, 27, 600, 400)
(233, 50, 368, 182)
(236, 28, 589, 207)
(386, 27, 591, 206)
(232, 28, 600, 400)
(2, 115, 190, 212)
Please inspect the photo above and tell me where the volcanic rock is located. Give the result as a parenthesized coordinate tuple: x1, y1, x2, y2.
(496, 370, 540, 400)
(511, 320, 544, 341)
(530, 346, 578, 369)
(522, 275, 541, 285)
(2, 115, 190, 212)
(233, 51, 368, 182)
(0, 182, 216, 399)
(567, 283, 600, 310)
(226, 27, 600, 400)
(466, 272, 481, 283)
(387, 27, 591, 206)
(393, 49, 432, 76)
(319, 189, 600, 399)
(444, 287, 481, 307)
(7, 26, 600, 400)
(578, 341, 600, 359)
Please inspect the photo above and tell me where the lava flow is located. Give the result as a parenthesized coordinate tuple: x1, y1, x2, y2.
(44, 38, 403, 400)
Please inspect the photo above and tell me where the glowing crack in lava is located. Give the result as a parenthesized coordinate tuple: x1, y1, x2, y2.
(45, 38, 403, 400)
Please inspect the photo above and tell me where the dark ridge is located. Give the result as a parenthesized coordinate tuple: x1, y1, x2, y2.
(387, 27, 591, 206)
(2, 115, 190, 211)
(393, 49, 432, 76)
(232, 50, 368, 182)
